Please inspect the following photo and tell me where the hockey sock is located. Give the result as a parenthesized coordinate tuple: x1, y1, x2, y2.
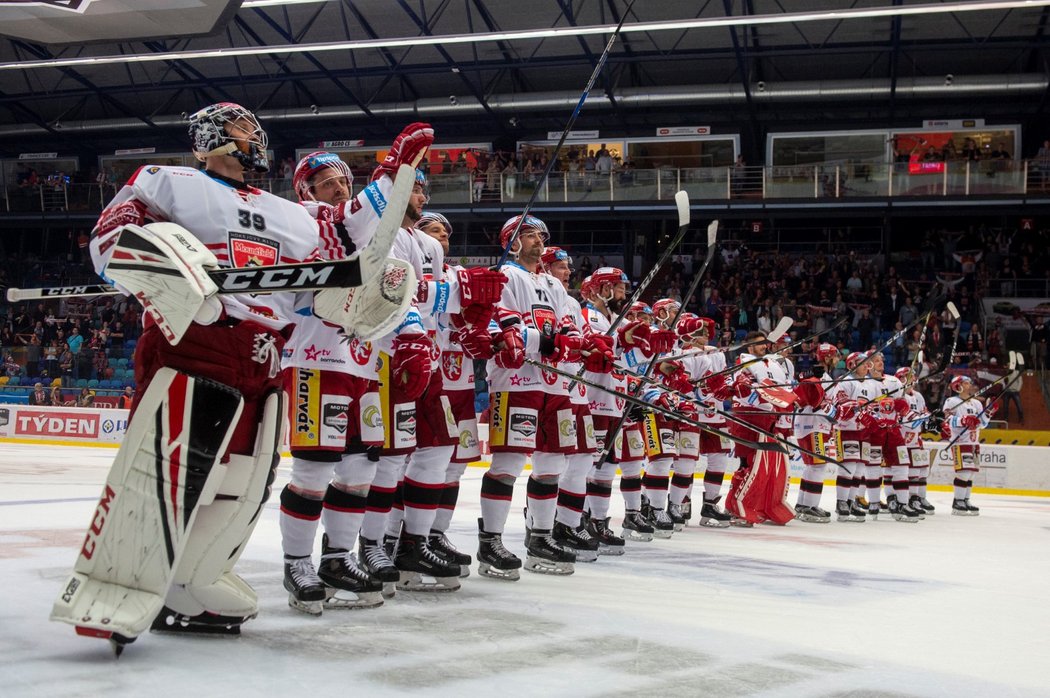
(916, 466, 930, 498)
(619, 460, 643, 510)
(321, 485, 368, 551)
(669, 457, 697, 506)
(643, 457, 672, 509)
(279, 486, 324, 558)
(890, 464, 910, 505)
(702, 453, 729, 501)
(799, 464, 826, 508)
(432, 461, 467, 533)
(836, 463, 854, 503)
(480, 452, 528, 534)
(385, 457, 409, 538)
(360, 454, 403, 542)
(865, 464, 883, 504)
(528, 451, 567, 530)
(953, 477, 972, 501)
(556, 452, 592, 527)
(402, 445, 455, 536)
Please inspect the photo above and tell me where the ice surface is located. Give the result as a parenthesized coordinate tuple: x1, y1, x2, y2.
(1, 443, 1048, 697)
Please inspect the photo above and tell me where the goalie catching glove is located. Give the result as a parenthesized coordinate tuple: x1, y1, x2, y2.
(313, 258, 416, 341)
(103, 222, 223, 346)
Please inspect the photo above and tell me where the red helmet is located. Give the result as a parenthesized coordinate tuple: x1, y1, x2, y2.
(895, 366, 912, 382)
(626, 301, 653, 321)
(845, 351, 868, 369)
(293, 151, 353, 202)
(698, 317, 717, 337)
(500, 214, 549, 252)
(815, 342, 839, 363)
(540, 246, 572, 271)
(950, 374, 973, 392)
(579, 275, 594, 297)
(589, 266, 628, 290)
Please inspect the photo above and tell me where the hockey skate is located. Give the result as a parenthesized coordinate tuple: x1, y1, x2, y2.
(667, 503, 686, 532)
(429, 530, 472, 578)
(836, 500, 853, 522)
(952, 499, 980, 516)
(477, 518, 522, 581)
(318, 534, 384, 609)
(794, 504, 830, 524)
(394, 532, 462, 592)
(911, 494, 936, 515)
(359, 536, 401, 599)
(648, 507, 676, 538)
(699, 497, 732, 528)
(283, 556, 326, 616)
(552, 521, 600, 563)
(888, 496, 921, 523)
(622, 509, 655, 542)
(586, 516, 626, 555)
(681, 495, 693, 523)
(848, 500, 867, 522)
(525, 528, 576, 575)
(867, 503, 881, 521)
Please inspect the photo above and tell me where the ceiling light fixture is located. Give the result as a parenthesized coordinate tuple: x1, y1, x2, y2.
(0, 1, 1045, 72)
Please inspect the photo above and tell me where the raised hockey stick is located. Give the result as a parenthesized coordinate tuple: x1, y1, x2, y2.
(496, 0, 636, 268)
(663, 315, 795, 363)
(523, 358, 784, 453)
(6, 161, 419, 303)
(930, 351, 1017, 418)
(594, 218, 719, 467)
(939, 352, 1023, 451)
(605, 190, 691, 335)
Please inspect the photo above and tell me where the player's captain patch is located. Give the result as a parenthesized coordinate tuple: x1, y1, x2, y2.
(229, 232, 279, 268)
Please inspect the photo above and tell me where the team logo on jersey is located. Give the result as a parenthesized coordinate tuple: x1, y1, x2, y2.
(322, 404, 349, 434)
(348, 339, 372, 366)
(443, 352, 463, 381)
(362, 404, 382, 429)
(229, 232, 279, 268)
(539, 356, 558, 386)
(531, 306, 557, 337)
(459, 429, 478, 449)
(509, 413, 537, 438)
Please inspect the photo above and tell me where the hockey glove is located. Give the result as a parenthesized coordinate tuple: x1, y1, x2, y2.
(617, 320, 653, 355)
(961, 414, 981, 430)
(456, 326, 495, 360)
(793, 377, 825, 409)
(858, 411, 879, 430)
(732, 373, 753, 399)
(707, 372, 732, 402)
(649, 329, 677, 356)
(540, 333, 586, 363)
(371, 122, 434, 182)
(391, 334, 433, 399)
(837, 400, 858, 422)
(675, 316, 706, 338)
(494, 325, 525, 370)
(582, 334, 616, 374)
(458, 267, 507, 307)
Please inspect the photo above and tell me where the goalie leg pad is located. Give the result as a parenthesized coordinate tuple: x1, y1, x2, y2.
(51, 368, 244, 640)
(163, 388, 286, 622)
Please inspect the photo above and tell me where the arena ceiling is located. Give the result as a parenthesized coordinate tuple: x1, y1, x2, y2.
(1, 0, 1049, 154)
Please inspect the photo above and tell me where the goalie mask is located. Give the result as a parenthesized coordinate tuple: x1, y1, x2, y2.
(293, 151, 353, 203)
(188, 102, 270, 173)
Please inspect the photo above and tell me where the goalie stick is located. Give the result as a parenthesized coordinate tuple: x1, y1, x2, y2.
(6, 160, 419, 303)
(523, 358, 784, 453)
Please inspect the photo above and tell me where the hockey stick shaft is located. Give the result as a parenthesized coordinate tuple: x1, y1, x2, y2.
(495, 0, 636, 269)
(939, 369, 1022, 451)
(523, 358, 782, 453)
(7, 160, 420, 304)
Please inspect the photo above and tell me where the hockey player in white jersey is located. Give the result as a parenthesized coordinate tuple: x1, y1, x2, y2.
(52, 103, 393, 652)
(941, 375, 991, 515)
(278, 148, 413, 614)
(866, 353, 921, 522)
(545, 250, 612, 562)
(478, 215, 611, 579)
(791, 342, 839, 522)
(895, 367, 935, 515)
(829, 352, 877, 522)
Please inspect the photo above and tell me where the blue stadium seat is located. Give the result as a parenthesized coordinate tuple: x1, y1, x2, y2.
(75, 378, 88, 389)
(8, 377, 20, 386)
(87, 379, 99, 389)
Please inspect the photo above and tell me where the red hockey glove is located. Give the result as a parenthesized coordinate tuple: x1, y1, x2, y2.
(894, 398, 910, 416)
(460, 303, 494, 328)
(649, 329, 677, 356)
(391, 334, 433, 399)
(794, 377, 825, 409)
(582, 335, 615, 373)
(961, 414, 981, 430)
(456, 326, 495, 360)
(733, 372, 753, 399)
(940, 421, 952, 440)
(371, 122, 434, 181)
(617, 320, 653, 355)
(985, 402, 998, 419)
(655, 392, 679, 411)
(679, 400, 698, 416)
(858, 411, 879, 430)
(707, 372, 732, 402)
(837, 400, 858, 422)
(541, 333, 586, 362)
(494, 325, 525, 369)
(675, 316, 705, 338)
(658, 361, 693, 394)
(457, 267, 507, 307)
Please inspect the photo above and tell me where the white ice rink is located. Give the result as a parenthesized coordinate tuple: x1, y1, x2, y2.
(2, 442, 1048, 698)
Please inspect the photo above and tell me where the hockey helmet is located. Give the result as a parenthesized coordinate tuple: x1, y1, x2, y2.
(500, 214, 549, 252)
(293, 151, 353, 202)
(950, 374, 973, 393)
(652, 298, 681, 320)
(418, 211, 452, 235)
(579, 275, 595, 297)
(626, 301, 653, 320)
(188, 102, 269, 173)
(540, 246, 572, 271)
(845, 351, 868, 369)
(814, 342, 839, 363)
(895, 366, 913, 383)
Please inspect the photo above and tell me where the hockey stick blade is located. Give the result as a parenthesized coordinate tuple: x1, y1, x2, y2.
(946, 301, 961, 320)
(768, 316, 793, 343)
(675, 190, 691, 229)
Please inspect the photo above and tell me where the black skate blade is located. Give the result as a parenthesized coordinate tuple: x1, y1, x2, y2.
(151, 608, 251, 635)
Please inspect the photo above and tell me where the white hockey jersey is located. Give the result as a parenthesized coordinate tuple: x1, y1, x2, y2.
(91, 165, 343, 334)
(581, 302, 627, 417)
(942, 396, 989, 446)
(732, 353, 790, 412)
(486, 261, 573, 395)
(561, 295, 589, 405)
(440, 263, 474, 393)
(899, 389, 929, 446)
(683, 348, 727, 424)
